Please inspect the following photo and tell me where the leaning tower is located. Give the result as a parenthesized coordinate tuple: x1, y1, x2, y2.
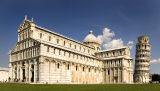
(134, 36, 151, 83)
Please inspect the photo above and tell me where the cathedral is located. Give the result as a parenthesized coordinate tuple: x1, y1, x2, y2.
(9, 17, 140, 84)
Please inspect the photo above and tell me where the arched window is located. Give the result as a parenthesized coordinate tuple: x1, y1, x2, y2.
(106, 53, 108, 56)
(49, 36, 51, 41)
(120, 50, 122, 55)
(47, 46, 49, 52)
(83, 67, 85, 72)
(33, 42, 36, 46)
(113, 52, 115, 56)
(22, 61, 25, 66)
(145, 39, 147, 42)
(76, 65, 78, 71)
(64, 41, 65, 46)
(108, 70, 110, 75)
(57, 63, 60, 69)
(57, 39, 59, 44)
(97, 47, 100, 51)
(68, 52, 70, 57)
(64, 51, 66, 56)
(59, 50, 61, 55)
(67, 64, 69, 70)
(31, 64, 34, 69)
(53, 48, 55, 54)
(145, 45, 147, 49)
(40, 33, 42, 38)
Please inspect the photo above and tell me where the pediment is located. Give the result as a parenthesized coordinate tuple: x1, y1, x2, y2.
(18, 20, 31, 32)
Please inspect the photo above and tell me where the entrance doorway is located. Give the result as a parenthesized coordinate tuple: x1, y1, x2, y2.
(114, 77, 118, 83)
(31, 64, 34, 82)
(22, 69, 25, 82)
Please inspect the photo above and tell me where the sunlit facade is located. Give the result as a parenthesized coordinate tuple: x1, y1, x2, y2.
(9, 18, 133, 84)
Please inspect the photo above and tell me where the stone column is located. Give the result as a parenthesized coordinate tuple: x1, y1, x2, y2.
(20, 62, 23, 82)
(118, 68, 119, 83)
(13, 65, 16, 82)
(122, 67, 126, 83)
(130, 71, 132, 83)
(113, 68, 115, 83)
(109, 69, 111, 83)
(34, 59, 37, 83)
(17, 64, 20, 80)
(10, 66, 14, 82)
(28, 60, 31, 83)
(25, 61, 29, 82)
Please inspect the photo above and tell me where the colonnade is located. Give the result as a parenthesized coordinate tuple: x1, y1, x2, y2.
(10, 56, 103, 84)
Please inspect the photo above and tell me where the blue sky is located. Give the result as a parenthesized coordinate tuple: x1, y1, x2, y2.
(0, 0, 160, 74)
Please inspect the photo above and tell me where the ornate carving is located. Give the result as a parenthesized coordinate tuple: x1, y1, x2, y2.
(18, 21, 31, 32)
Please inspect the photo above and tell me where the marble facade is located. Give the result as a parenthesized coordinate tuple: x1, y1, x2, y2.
(9, 18, 133, 84)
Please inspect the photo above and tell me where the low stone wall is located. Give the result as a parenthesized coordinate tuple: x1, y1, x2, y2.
(0, 67, 9, 82)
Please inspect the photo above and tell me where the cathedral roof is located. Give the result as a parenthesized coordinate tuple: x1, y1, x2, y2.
(35, 25, 95, 49)
(83, 30, 100, 44)
(0, 67, 9, 71)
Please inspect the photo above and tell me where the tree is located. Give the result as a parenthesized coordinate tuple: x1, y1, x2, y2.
(152, 74, 160, 82)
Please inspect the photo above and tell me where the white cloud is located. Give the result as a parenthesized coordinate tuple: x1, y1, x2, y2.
(97, 28, 133, 50)
(127, 41, 134, 49)
(97, 28, 115, 44)
(150, 58, 160, 64)
(103, 38, 124, 49)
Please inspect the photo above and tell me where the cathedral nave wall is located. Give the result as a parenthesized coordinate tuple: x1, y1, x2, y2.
(38, 56, 103, 84)
(33, 27, 96, 56)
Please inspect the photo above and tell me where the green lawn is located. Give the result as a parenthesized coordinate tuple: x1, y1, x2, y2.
(0, 83, 160, 91)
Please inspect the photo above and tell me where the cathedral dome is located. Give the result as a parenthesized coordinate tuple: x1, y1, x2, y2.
(83, 30, 100, 44)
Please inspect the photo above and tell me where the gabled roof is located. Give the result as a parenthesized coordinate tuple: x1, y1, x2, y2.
(17, 19, 95, 49)
(18, 19, 34, 32)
